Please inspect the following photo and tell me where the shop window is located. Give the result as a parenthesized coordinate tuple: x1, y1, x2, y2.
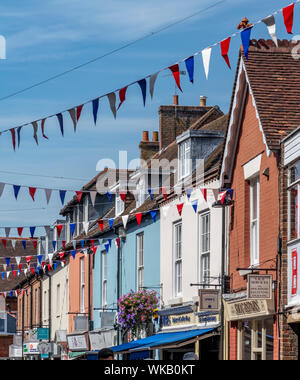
(288, 161, 300, 241)
(238, 319, 274, 360)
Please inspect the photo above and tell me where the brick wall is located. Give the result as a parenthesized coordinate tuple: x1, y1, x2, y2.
(228, 90, 280, 360)
(0, 335, 13, 358)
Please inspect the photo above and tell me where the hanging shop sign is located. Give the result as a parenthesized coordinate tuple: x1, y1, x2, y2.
(247, 275, 273, 300)
(288, 242, 300, 308)
(199, 289, 220, 311)
(224, 298, 274, 322)
(67, 334, 88, 352)
(23, 342, 40, 355)
(37, 327, 49, 341)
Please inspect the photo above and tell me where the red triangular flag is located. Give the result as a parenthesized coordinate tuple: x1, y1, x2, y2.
(93, 246, 97, 255)
(283, 3, 294, 34)
(116, 238, 121, 248)
(17, 227, 23, 237)
(48, 264, 52, 272)
(161, 187, 168, 201)
(26, 256, 31, 265)
(201, 188, 207, 202)
(41, 118, 48, 139)
(1, 239, 7, 249)
(29, 187, 37, 201)
(56, 224, 63, 238)
(10, 129, 16, 151)
(33, 240, 37, 250)
(98, 220, 104, 232)
(13, 271, 17, 279)
(59, 252, 65, 260)
(120, 192, 126, 202)
(19, 263, 22, 271)
(220, 37, 231, 69)
(169, 64, 183, 92)
(136, 213, 143, 226)
(30, 268, 35, 275)
(77, 104, 84, 121)
(118, 87, 128, 110)
(62, 241, 66, 249)
(177, 203, 184, 217)
(76, 191, 83, 203)
(90, 239, 95, 248)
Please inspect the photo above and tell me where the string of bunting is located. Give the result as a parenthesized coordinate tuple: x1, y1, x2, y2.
(0, 2, 298, 150)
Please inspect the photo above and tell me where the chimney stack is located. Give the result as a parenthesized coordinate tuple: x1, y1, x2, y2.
(200, 96, 207, 107)
(173, 95, 179, 106)
(152, 131, 159, 142)
(142, 131, 149, 142)
(139, 131, 159, 163)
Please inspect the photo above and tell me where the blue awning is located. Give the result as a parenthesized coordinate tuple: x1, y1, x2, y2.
(112, 328, 215, 353)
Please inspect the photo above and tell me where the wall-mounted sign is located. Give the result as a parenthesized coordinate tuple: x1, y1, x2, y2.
(247, 275, 273, 300)
(199, 290, 220, 311)
(288, 242, 300, 308)
(224, 298, 274, 322)
(67, 334, 88, 351)
(37, 328, 49, 341)
(23, 342, 39, 355)
(161, 313, 195, 328)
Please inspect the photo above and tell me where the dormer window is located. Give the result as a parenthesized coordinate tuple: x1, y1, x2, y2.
(115, 194, 125, 217)
(179, 140, 191, 180)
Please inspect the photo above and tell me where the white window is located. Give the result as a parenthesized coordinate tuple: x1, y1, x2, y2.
(250, 176, 260, 266)
(80, 258, 85, 313)
(200, 212, 210, 284)
(66, 214, 71, 243)
(56, 284, 60, 316)
(84, 196, 89, 224)
(174, 222, 182, 297)
(102, 251, 107, 309)
(43, 290, 47, 322)
(115, 194, 125, 217)
(136, 178, 146, 208)
(179, 140, 191, 180)
(137, 234, 144, 290)
(288, 161, 300, 241)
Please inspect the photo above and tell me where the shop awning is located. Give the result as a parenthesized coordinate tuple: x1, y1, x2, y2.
(112, 328, 215, 353)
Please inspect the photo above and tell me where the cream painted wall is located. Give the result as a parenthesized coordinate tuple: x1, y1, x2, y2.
(42, 265, 69, 341)
(160, 180, 224, 307)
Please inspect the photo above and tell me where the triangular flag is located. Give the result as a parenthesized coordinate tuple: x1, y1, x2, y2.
(219, 191, 227, 205)
(52, 241, 56, 251)
(80, 240, 85, 249)
(32, 240, 37, 250)
(148, 189, 154, 202)
(17, 126, 22, 148)
(227, 189, 234, 200)
(32, 121, 39, 145)
(41, 118, 48, 139)
(106, 192, 113, 203)
(150, 210, 157, 222)
(241, 27, 252, 60)
(1, 239, 6, 249)
(262, 15, 278, 46)
(11, 240, 16, 250)
(56, 224, 63, 238)
(29, 187, 37, 201)
(62, 241, 66, 250)
(70, 223, 76, 237)
(92, 246, 98, 255)
(92, 98, 100, 125)
(30, 227, 36, 238)
(201, 188, 207, 202)
(138, 79, 147, 107)
(13, 185, 21, 200)
(169, 64, 182, 92)
(283, 3, 294, 34)
(17, 227, 23, 237)
(59, 252, 65, 260)
(44, 188, 52, 204)
(90, 191, 97, 206)
(26, 256, 31, 265)
(68, 108, 77, 132)
(177, 203, 184, 217)
(109, 218, 115, 229)
(161, 187, 168, 201)
(107, 93, 117, 119)
(5, 227, 10, 238)
(59, 190, 66, 205)
(22, 240, 27, 251)
(116, 238, 121, 248)
(202, 47, 212, 79)
(10, 128, 16, 151)
(118, 87, 128, 110)
(48, 253, 53, 263)
(220, 37, 231, 69)
(136, 213, 143, 226)
(186, 188, 192, 201)
(71, 250, 77, 260)
(122, 215, 129, 229)
(212, 189, 219, 202)
(76, 191, 83, 203)
(56, 113, 64, 136)
(72, 240, 77, 250)
(95, 220, 103, 232)
(37, 255, 43, 265)
(192, 199, 198, 213)
(77, 104, 84, 122)
(104, 243, 110, 253)
(150, 72, 159, 99)
(5, 258, 10, 267)
(83, 222, 89, 235)
(120, 192, 126, 202)
(185, 56, 194, 83)
(0, 183, 5, 198)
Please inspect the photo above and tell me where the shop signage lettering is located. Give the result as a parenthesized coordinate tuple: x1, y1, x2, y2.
(234, 300, 261, 315)
(247, 275, 272, 300)
(225, 298, 274, 322)
(198, 315, 217, 324)
(161, 313, 194, 327)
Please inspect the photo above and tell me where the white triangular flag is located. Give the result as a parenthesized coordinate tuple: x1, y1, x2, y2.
(72, 241, 77, 250)
(44, 226, 50, 236)
(212, 189, 219, 203)
(11, 240, 16, 250)
(174, 185, 183, 197)
(15, 257, 21, 266)
(44, 189, 52, 205)
(90, 191, 97, 207)
(24, 269, 28, 276)
(122, 215, 129, 229)
(162, 205, 170, 218)
(107, 92, 117, 119)
(3, 264, 7, 272)
(83, 222, 89, 235)
(48, 254, 53, 263)
(262, 15, 278, 47)
(150, 72, 159, 99)
(61, 261, 65, 268)
(6, 271, 10, 279)
(0, 182, 5, 198)
(84, 249, 88, 257)
(202, 47, 212, 80)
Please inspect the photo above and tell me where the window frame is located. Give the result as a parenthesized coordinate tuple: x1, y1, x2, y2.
(173, 221, 183, 297)
(178, 140, 192, 180)
(115, 194, 125, 217)
(250, 176, 260, 266)
(102, 250, 108, 309)
(287, 161, 300, 242)
(199, 211, 211, 284)
(80, 257, 85, 313)
(137, 233, 145, 291)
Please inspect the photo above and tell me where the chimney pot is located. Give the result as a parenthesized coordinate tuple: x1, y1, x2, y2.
(200, 96, 207, 107)
(152, 131, 159, 142)
(173, 95, 179, 106)
(142, 131, 149, 142)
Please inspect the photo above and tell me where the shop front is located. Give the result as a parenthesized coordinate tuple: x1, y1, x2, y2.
(224, 293, 275, 360)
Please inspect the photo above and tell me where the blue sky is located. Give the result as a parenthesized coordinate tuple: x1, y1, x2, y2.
(0, 0, 297, 232)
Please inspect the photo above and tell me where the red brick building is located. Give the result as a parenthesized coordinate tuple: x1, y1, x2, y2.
(221, 39, 300, 360)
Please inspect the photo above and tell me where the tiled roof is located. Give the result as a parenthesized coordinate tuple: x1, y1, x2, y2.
(244, 39, 300, 150)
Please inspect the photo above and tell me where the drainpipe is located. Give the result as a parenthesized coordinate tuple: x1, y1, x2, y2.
(47, 273, 52, 343)
(22, 293, 25, 361)
(30, 282, 33, 329)
(88, 248, 91, 350)
(39, 278, 42, 328)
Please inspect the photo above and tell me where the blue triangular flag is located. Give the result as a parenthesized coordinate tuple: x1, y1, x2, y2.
(92, 98, 99, 125)
(59, 190, 66, 205)
(227, 189, 234, 200)
(186, 188, 192, 200)
(2, 272, 4, 280)
(106, 192, 113, 202)
(13, 185, 21, 200)
(150, 210, 157, 222)
(9, 291, 13, 298)
(30, 227, 36, 238)
(52, 241, 57, 251)
(109, 218, 115, 229)
(241, 27, 252, 60)
(33, 263, 37, 269)
(11, 264, 15, 272)
(36, 266, 40, 274)
(105, 243, 110, 253)
(185, 56, 194, 83)
(80, 240, 85, 249)
(54, 262, 57, 270)
(22, 240, 27, 250)
(108, 239, 112, 248)
(37, 255, 43, 265)
(192, 199, 198, 213)
(148, 189, 154, 201)
(71, 250, 76, 259)
(56, 113, 64, 136)
(5, 258, 10, 267)
(70, 223, 76, 237)
(138, 79, 147, 107)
